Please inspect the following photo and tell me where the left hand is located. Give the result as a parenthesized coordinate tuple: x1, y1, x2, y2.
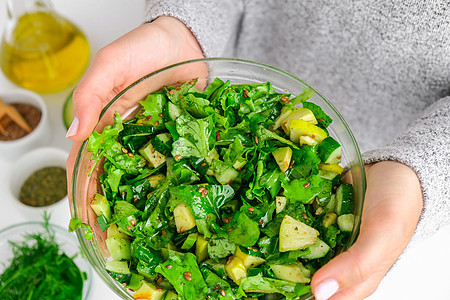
(311, 161, 423, 300)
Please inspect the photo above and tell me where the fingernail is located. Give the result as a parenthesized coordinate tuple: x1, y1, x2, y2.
(315, 278, 339, 300)
(66, 117, 79, 138)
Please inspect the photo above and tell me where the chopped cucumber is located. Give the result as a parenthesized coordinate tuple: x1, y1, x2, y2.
(323, 212, 338, 228)
(289, 119, 328, 144)
(337, 213, 355, 232)
(139, 139, 166, 168)
(105, 236, 131, 261)
(165, 101, 182, 122)
(195, 235, 209, 263)
(302, 238, 331, 260)
(270, 263, 310, 283)
(133, 280, 166, 300)
(105, 260, 130, 274)
(90, 193, 111, 221)
(326, 194, 337, 212)
(275, 196, 287, 213)
(318, 136, 342, 164)
(107, 224, 130, 239)
(146, 174, 166, 188)
(235, 247, 266, 269)
(335, 183, 354, 215)
(279, 215, 319, 252)
(163, 290, 178, 300)
(181, 232, 198, 250)
(173, 202, 196, 233)
(151, 133, 173, 156)
(319, 163, 343, 174)
(272, 147, 292, 173)
(225, 256, 247, 285)
(280, 107, 317, 135)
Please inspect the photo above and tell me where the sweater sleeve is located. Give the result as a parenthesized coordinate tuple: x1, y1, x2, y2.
(363, 96, 450, 245)
(145, 0, 244, 57)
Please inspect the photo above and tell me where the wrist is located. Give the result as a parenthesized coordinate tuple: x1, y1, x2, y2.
(150, 16, 205, 63)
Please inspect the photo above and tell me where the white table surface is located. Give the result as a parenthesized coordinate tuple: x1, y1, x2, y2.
(0, 1, 449, 299)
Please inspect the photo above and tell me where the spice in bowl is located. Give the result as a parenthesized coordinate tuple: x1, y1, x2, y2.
(0, 98, 41, 141)
(19, 166, 67, 207)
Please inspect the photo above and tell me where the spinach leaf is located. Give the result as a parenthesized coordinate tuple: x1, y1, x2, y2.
(303, 101, 332, 128)
(168, 184, 235, 220)
(171, 114, 215, 159)
(207, 238, 236, 261)
(228, 211, 260, 247)
(133, 244, 164, 276)
(201, 266, 237, 299)
(282, 174, 327, 204)
(137, 91, 167, 128)
(155, 251, 208, 298)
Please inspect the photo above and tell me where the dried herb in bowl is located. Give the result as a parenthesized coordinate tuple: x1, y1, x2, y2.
(0, 219, 85, 300)
(19, 166, 67, 207)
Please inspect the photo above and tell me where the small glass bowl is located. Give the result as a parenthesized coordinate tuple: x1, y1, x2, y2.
(70, 58, 366, 299)
(0, 221, 92, 299)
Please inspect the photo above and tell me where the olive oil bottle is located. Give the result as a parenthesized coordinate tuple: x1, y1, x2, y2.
(0, 0, 90, 93)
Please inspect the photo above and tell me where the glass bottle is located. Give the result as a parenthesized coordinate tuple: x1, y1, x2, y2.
(0, 0, 90, 94)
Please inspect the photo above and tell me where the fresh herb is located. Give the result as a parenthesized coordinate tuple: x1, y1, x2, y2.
(0, 220, 85, 300)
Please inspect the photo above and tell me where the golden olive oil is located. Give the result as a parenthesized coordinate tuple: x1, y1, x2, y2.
(0, 11, 90, 93)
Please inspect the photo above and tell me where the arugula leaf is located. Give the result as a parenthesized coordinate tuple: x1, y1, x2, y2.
(171, 114, 215, 158)
(155, 250, 208, 298)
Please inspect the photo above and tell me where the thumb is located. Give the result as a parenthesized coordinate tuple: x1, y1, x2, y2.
(311, 229, 396, 300)
(311, 161, 422, 300)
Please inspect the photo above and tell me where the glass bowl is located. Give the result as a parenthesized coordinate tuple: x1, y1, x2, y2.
(0, 221, 92, 299)
(70, 58, 366, 299)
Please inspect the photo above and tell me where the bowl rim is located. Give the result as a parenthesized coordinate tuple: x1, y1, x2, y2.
(0, 220, 92, 298)
(70, 57, 367, 299)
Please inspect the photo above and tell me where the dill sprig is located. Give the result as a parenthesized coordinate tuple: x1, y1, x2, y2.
(0, 215, 85, 300)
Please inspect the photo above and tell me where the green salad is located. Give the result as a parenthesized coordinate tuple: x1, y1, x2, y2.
(83, 78, 355, 299)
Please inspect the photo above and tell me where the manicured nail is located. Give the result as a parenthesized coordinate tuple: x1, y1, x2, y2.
(66, 117, 79, 138)
(315, 278, 339, 300)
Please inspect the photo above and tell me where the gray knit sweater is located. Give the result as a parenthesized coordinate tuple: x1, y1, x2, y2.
(145, 0, 450, 245)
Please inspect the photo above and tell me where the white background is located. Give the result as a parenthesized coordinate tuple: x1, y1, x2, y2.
(0, 1, 449, 299)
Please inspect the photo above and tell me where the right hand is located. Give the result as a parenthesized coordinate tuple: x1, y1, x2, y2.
(65, 16, 204, 182)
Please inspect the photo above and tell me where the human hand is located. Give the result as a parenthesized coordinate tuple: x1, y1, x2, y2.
(311, 161, 423, 300)
(65, 16, 204, 183)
